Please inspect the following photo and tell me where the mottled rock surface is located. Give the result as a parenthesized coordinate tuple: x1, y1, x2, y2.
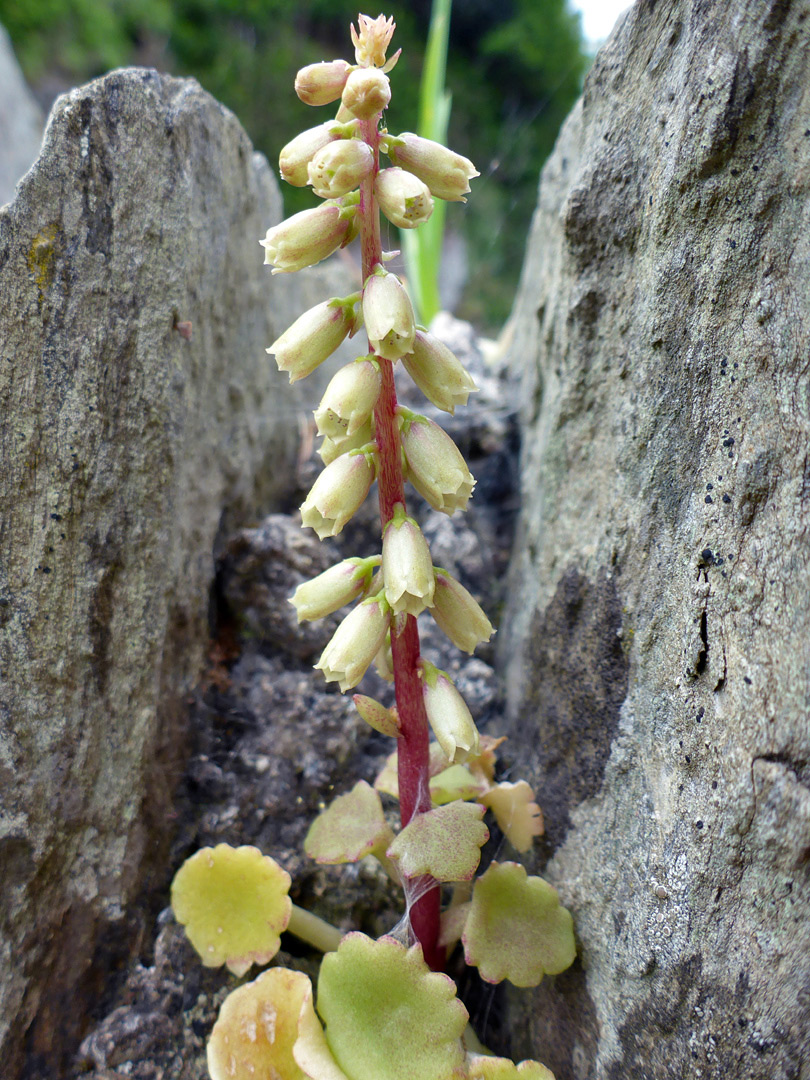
(0, 25, 43, 205)
(0, 68, 352, 1080)
(500, 1, 810, 1078)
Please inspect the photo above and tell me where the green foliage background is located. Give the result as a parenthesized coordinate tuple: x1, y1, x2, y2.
(1, 0, 587, 330)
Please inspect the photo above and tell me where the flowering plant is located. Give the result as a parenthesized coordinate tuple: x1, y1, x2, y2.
(171, 15, 575, 1079)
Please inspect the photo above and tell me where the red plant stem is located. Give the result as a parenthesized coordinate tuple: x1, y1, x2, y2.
(359, 114, 442, 971)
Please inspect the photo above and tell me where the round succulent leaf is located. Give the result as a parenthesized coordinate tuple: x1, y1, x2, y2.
(463, 862, 576, 987)
(304, 781, 393, 864)
(467, 1054, 555, 1080)
(387, 802, 488, 882)
(207, 967, 311, 1080)
(481, 781, 544, 853)
(294, 982, 351, 1080)
(430, 764, 487, 805)
(316, 933, 468, 1080)
(170, 844, 291, 976)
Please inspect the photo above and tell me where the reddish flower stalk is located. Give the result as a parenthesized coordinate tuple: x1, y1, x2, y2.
(359, 116, 442, 971)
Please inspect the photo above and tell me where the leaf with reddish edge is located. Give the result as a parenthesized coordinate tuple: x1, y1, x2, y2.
(466, 1054, 556, 1079)
(304, 780, 394, 864)
(463, 862, 576, 987)
(481, 781, 544, 853)
(298, 933, 468, 1080)
(430, 763, 488, 805)
(388, 802, 488, 882)
(170, 844, 291, 976)
(207, 968, 311, 1080)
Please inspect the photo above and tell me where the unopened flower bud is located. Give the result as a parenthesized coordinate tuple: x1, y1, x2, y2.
(261, 202, 356, 274)
(374, 633, 394, 682)
(316, 594, 391, 691)
(353, 694, 400, 738)
(399, 409, 475, 514)
(382, 505, 435, 617)
(341, 67, 391, 119)
(318, 419, 374, 465)
(420, 661, 480, 764)
(290, 556, 379, 622)
(362, 268, 415, 361)
(268, 294, 359, 382)
(279, 123, 340, 187)
(402, 330, 478, 413)
(431, 570, 494, 654)
(295, 59, 352, 106)
(384, 132, 479, 202)
(314, 358, 382, 439)
(375, 167, 434, 229)
(308, 139, 375, 199)
(300, 449, 375, 539)
(351, 14, 396, 68)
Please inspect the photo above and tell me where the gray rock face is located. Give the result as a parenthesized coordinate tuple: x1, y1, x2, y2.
(500, 2, 810, 1078)
(0, 68, 351, 1079)
(0, 25, 44, 206)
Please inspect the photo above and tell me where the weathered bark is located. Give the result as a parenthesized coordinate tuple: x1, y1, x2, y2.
(0, 68, 351, 1079)
(500, 2, 810, 1078)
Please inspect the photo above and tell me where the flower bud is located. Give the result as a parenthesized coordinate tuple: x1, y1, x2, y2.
(295, 59, 352, 107)
(374, 167, 434, 229)
(362, 268, 415, 361)
(382, 505, 435, 617)
(431, 570, 494, 654)
(384, 132, 479, 202)
(374, 633, 394, 682)
(267, 294, 359, 383)
(420, 661, 480, 764)
(261, 203, 355, 274)
(353, 694, 401, 738)
(318, 419, 374, 465)
(399, 410, 475, 514)
(314, 358, 382, 439)
(341, 67, 391, 119)
(279, 123, 340, 187)
(300, 449, 375, 539)
(290, 556, 379, 623)
(316, 594, 391, 691)
(308, 139, 374, 199)
(402, 330, 478, 413)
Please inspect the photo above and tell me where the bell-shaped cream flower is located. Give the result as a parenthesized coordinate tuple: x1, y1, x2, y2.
(314, 358, 382, 439)
(384, 132, 479, 202)
(295, 59, 352, 106)
(300, 448, 375, 539)
(267, 294, 359, 383)
(431, 569, 494, 653)
(341, 67, 391, 119)
(316, 594, 391, 691)
(402, 329, 478, 413)
(420, 661, 480, 764)
(261, 202, 355, 274)
(290, 556, 380, 623)
(382, 504, 435, 617)
(399, 409, 475, 514)
(308, 139, 375, 199)
(362, 268, 415, 361)
(279, 123, 342, 187)
(375, 167, 434, 229)
(318, 418, 374, 465)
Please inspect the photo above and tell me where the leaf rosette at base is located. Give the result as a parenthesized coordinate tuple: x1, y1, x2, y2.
(170, 844, 291, 976)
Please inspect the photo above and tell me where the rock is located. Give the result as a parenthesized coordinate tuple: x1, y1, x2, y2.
(0, 67, 353, 1080)
(499, 2, 810, 1078)
(0, 25, 44, 205)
